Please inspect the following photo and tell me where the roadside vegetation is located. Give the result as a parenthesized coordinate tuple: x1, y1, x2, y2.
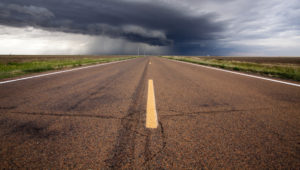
(162, 56, 300, 81)
(0, 56, 137, 80)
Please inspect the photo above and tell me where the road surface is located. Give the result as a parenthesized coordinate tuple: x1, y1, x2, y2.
(0, 57, 299, 169)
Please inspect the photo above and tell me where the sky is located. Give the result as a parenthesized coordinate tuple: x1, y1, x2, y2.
(0, 0, 299, 56)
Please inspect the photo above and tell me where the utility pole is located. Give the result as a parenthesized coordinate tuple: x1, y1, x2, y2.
(144, 45, 147, 57)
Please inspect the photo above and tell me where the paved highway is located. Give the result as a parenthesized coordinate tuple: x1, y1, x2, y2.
(0, 57, 299, 169)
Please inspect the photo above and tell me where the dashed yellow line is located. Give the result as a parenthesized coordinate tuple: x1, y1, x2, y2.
(146, 79, 158, 129)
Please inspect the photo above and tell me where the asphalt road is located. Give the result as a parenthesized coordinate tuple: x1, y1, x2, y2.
(0, 56, 299, 169)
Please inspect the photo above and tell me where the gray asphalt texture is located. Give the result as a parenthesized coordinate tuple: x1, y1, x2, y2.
(0, 56, 299, 169)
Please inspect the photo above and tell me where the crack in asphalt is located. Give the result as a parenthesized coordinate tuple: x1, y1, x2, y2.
(160, 107, 272, 119)
(1, 111, 140, 121)
(0, 106, 17, 110)
(142, 121, 167, 167)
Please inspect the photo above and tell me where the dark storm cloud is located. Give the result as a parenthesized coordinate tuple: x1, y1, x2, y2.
(0, 0, 224, 47)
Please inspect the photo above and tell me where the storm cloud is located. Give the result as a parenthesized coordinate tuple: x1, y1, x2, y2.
(0, 0, 224, 47)
(0, 0, 299, 55)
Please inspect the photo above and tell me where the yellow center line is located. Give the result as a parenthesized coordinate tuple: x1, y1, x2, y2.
(146, 79, 158, 129)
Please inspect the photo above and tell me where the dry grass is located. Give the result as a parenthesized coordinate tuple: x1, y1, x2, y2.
(163, 56, 300, 81)
(0, 55, 138, 80)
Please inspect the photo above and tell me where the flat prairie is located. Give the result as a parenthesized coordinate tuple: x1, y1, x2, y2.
(0, 55, 136, 80)
(164, 56, 300, 81)
(0, 55, 134, 63)
(195, 56, 300, 65)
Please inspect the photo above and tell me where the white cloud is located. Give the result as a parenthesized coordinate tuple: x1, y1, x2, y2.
(0, 25, 170, 55)
(0, 26, 88, 54)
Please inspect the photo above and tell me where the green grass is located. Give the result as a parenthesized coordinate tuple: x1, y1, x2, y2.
(162, 56, 300, 81)
(0, 56, 137, 80)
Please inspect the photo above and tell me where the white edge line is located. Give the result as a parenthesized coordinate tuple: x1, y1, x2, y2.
(168, 58, 300, 88)
(0, 58, 136, 85)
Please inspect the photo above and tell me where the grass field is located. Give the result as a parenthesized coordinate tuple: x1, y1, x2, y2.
(0, 55, 137, 80)
(163, 56, 300, 81)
